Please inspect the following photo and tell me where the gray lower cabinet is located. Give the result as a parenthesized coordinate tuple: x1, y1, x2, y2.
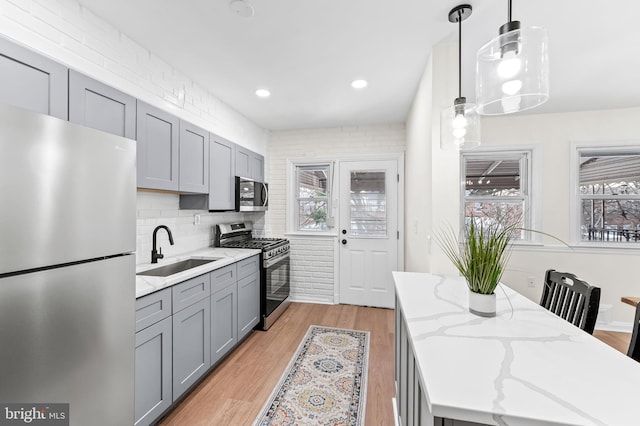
(237, 272, 260, 340)
(136, 101, 180, 191)
(0, 36, 68, 119)
(237, 255, 260, 340)
(68, 70, 136, 138)
(172, 296, 211, 401)
(179, 120, 209, 194)
(135, 289, 173, 426)
(135, 256, 260, 424)
(211, 264, 238, 366)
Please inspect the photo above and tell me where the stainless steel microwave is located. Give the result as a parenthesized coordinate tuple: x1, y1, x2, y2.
(235, 176, 268, 212)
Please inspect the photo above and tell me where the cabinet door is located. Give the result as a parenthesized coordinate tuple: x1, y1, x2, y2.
(135, 316, 172, 426)
(0, 37, 67, 119)
(211, 282, 237, 366)
(179, 120, 209, 193)
(252, 152, 265, 182)
(172, 297, 211, 400)
(209, 136, 236, 210)
(136, 101, 179, 191)
(235, 145, 251, 179)
(237, 272, 260, 340)
(68, 70, 136, 138)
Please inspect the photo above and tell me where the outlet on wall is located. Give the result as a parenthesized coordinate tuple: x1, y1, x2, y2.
(194, 214, 201, 225)
(527, 277, 536, 288)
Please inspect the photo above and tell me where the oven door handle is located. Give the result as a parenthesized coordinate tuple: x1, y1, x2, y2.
(264, 252, 289, 269)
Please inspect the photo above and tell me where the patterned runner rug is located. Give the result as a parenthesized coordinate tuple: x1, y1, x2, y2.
(253, 325, 370, 426)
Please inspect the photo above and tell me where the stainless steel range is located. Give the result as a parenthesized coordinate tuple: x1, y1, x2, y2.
(214, 222, 290, 330)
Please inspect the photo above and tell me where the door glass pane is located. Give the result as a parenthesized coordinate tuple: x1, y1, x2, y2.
(350, 171, 386, 237)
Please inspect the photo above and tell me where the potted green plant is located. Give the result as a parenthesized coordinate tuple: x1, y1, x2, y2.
(437, 216, 521, 317)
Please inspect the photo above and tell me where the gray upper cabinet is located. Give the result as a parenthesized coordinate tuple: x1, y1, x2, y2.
(178, 135, 236, 211)
(209, 136, 236, 210)
(137, 101, 180, 191)
(252, 153, 265, 182)
(236, 145, 264, 182)
(179, 121, 209, 194)
(68, 70, 136, 139)
(0, 37, 68, 120)
(235, 145, 251, 179)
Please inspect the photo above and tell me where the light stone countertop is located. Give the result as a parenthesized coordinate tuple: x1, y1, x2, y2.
(394, 271, 640, 426)
(135, 247, 261, 298)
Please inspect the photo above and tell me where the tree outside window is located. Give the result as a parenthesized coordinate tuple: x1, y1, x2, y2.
(578, 150, 640, 243)
(296, 165, 330, 231)
(461, 150, 532, 240)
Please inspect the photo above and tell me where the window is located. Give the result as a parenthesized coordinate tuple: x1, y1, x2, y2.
(461, 149, 533, 240)
(576, 146, 640, 244)
(295, 164, 331, 231)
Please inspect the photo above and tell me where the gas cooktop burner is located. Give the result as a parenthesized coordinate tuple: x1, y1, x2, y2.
(220, 238, 287, 250)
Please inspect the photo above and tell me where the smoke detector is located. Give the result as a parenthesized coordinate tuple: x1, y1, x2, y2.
(230, 0, 254, 18)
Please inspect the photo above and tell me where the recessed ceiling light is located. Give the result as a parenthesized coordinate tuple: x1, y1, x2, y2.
(255, 89, 271, 98)
(351, 79, 368, 89)
(229, 0, 254, 18)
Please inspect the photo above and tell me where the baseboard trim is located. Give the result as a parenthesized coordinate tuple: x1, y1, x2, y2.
(595, 321, 633, 333)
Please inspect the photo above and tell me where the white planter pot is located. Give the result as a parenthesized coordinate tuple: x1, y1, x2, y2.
(468, 291, 496, 317)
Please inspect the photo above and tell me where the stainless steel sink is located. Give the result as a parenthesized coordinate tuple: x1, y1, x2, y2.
(136, 258, 219, 277)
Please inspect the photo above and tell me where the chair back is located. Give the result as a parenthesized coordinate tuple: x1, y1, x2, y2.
(627, 303, 640, 362)
(540, 269, 601, 334)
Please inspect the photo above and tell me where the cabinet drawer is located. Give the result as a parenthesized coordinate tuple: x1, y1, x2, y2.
(136, 288, 172, 333)
(237, 255, 260, 280)
(210, 264, 237, 293)
(172, 273, 211, 313)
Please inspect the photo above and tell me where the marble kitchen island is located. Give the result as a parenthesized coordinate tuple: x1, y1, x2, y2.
(393, 272, 640, 426)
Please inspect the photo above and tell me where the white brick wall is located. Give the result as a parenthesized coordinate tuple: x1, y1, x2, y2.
(268, 124, 406, 303)
(289, 236, 335, 304)
(0, 0, 267, 153)
(136, 191, 260, 265)
(0, 0, 270, 264)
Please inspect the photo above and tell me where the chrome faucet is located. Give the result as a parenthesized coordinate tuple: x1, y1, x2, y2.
(151, 225, 174, 263)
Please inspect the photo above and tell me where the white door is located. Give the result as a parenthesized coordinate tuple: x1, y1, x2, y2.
(338, 159, 399, 308)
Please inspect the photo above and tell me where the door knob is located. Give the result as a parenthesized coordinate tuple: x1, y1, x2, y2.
(341, 239, 347, 245)
(342, 229, 347, 234)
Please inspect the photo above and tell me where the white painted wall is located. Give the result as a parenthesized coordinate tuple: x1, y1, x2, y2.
(406, 37, 640, 327)
(0, 0, 269, 264)
(268, 125, 406, 303)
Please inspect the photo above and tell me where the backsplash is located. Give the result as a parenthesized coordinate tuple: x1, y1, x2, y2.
(136, 191, 266, 265)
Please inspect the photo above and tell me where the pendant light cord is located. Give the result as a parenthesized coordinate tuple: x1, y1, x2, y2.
(457, 9, 462, 99)
(507, 0, 513, 23)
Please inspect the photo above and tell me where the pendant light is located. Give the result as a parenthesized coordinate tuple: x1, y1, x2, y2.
(475, 0, 549, 115)
(440, 4, 480, 150)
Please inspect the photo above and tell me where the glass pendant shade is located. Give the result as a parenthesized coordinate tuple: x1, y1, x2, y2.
(476, 26, 549, 115)
(440, 97, 481, 150)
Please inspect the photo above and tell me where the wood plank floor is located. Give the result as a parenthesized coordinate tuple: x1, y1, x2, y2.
(157, 302, 631, 425)
(157, 302, 395, 425)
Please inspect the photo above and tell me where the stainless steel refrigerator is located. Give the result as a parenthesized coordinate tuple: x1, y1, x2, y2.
(0, 104, 136, 425)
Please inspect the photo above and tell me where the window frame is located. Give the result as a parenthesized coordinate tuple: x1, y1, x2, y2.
(570, 140, 640, 248)
(287, 160, 335, 234)
(460, 146, 539, 243)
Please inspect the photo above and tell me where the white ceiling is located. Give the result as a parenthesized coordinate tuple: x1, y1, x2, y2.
(76, 0, 640, 130)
